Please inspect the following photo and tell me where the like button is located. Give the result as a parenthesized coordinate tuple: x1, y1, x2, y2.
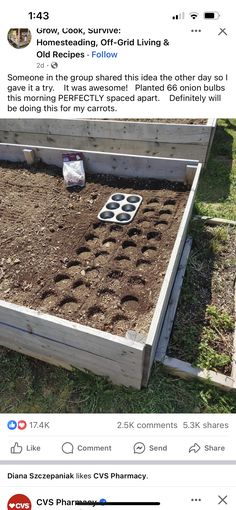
(10, 442, 23, 454)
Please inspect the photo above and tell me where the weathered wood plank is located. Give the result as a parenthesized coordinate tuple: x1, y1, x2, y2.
(0, 131, 208, 161)
(207, 118, 217, 127)
(0, 327, 74, 371)
(162, 355, 235, 391)
(0, 143, 199, 182)
(185, 165, 197, 186)
(0, 119, 216, 165)
(205, 118, 217, 164)
(0, 300, 143, 363)
(155, 237, 192, 362)
(0, 325, 144, 386)
(0, 119, 212, 143)
(0, 324, 140, 381)
(195, 216, 236, 226)
(0, 300, 144, 388)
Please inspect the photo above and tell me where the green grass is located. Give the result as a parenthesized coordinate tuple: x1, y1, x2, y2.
(1, 348, 236, 413)
(195, 118, 236, 220)
(195, 300, 234, 373)
(197, 337, 231, 372)
(0, 119, 236, 414)
(205, 305, 234, 332)
(169, 219, 235, 373)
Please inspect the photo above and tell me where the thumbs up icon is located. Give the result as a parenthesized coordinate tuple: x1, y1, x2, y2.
(10, 442, 23, 454)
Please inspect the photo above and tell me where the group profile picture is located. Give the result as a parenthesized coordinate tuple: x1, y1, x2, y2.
(7, 28, 32, 49)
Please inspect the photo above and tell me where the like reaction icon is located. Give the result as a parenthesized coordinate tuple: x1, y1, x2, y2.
(7, 420, 27, 430)
(11, 442, 23, 454)
(7, 420, 17, 430)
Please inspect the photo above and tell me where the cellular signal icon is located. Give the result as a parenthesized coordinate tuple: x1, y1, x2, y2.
(172, 12, 185, 20)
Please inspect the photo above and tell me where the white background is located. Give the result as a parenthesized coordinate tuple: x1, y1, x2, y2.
(0, 0, 235, 117)
(1, 464, 236, 509)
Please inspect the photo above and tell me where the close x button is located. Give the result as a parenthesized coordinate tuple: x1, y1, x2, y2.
(218, 495, 228, 505)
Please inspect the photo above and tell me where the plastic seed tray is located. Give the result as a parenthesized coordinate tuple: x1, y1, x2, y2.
(98, 193, 143, 224)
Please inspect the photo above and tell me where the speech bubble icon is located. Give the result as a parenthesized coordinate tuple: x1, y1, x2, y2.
(133, 442, 145, 454)
(62, 442, 74, 454)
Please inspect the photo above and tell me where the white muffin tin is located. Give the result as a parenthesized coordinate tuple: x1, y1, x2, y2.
(98, 193, 143, 224)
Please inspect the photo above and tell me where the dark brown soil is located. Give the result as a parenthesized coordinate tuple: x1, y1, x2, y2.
(0, 162, 189, 337)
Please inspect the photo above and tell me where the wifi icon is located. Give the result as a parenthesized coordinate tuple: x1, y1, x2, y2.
(190, 12, 199, 19)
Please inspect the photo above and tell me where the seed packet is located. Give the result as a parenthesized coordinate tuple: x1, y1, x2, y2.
(62, 152, 85, 188)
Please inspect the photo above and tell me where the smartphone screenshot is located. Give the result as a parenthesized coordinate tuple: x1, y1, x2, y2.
(0, 1, 235, 509)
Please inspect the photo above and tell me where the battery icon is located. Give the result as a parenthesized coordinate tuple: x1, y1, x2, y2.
(204, 11, 220, 19)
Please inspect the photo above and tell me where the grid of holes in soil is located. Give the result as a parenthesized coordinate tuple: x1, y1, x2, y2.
(38, 191, 187, 337)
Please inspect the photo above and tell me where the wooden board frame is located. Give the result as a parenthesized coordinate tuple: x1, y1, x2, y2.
(0, 119, 216, 165)
(0, 143, 202, 388)
(142, 162, 202, 385)
(156, 218, 236, 392)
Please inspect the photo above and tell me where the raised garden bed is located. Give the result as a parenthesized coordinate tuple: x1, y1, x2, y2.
(0, 143, 201, 388)
(0, 118, 216, 165)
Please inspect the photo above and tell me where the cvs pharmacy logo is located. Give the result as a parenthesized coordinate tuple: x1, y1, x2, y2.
(7, 494, 32, 510)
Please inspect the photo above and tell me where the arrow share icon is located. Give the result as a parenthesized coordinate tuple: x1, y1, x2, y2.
(188, 443, 201, 453)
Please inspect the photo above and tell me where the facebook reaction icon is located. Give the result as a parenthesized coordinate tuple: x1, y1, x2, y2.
(7, 420, 17, 430)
